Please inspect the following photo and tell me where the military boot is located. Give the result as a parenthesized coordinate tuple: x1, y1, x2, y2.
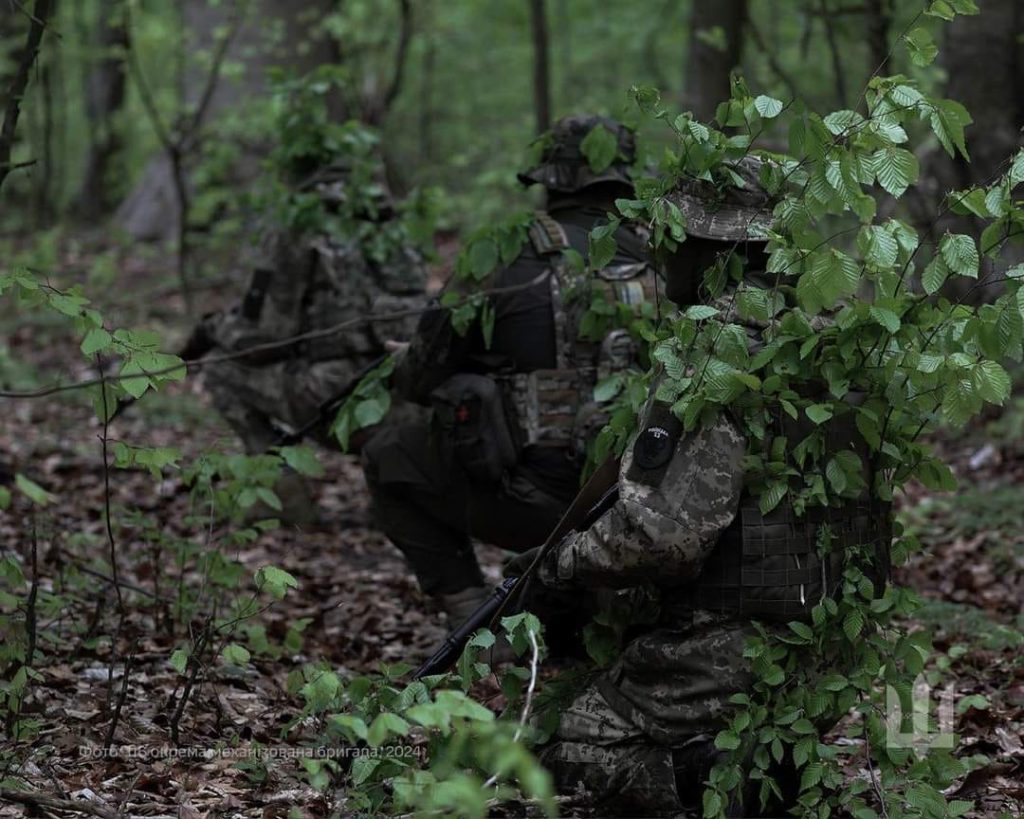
(244, 469, 320, 527)
(435, 585, 517, 666)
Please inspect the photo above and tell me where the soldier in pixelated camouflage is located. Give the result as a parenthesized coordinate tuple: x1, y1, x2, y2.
(362, 115, 658, 629)
(519, 157, 892, 816)
(201, 162, 427, 525)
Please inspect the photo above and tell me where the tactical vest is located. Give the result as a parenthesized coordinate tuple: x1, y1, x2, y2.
(301, 236, 425, 363)
(675, 401, 892, 622)
(500, 211, 658, 456)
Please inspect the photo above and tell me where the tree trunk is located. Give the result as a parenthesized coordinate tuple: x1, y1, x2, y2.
(923, 0, 1024, 302)
(528, 0, 551, 134)
(684, 0, 748, 122)
(115, 0, 336, 242)
(864, 0, 891, 78)
(0, 0, 54, 194)
(943, 1, 1023, 185)
(74, 0, 128, 217)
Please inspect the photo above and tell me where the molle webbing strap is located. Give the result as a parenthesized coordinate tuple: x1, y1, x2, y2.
(528, 210, 570, 257)
(529, 211, 574, 370)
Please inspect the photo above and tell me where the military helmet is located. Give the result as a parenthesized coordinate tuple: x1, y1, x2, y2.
(668, 156, 775, 242)
(517, 114, 636, 194)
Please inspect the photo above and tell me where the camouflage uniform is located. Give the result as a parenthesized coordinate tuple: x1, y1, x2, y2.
(204, 169, 426, 454)
(363, 116, 657, 616)
(532, 158, 892, 816)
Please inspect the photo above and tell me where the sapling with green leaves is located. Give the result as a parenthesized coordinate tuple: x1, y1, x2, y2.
(583, 2, 1019, 816)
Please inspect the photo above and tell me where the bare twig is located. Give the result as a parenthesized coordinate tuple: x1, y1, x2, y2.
(0, 0, 54, 192)
(104, 646, 135, 750)
(746, 15, 801, 102)
(482, 628, 541, 789)
(0, 271, 553, 400)
(96, 355, 124, 615)
(169, 618, 213, 745)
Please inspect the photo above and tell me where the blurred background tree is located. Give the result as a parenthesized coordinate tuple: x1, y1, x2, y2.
(1, 0, 1021, 271)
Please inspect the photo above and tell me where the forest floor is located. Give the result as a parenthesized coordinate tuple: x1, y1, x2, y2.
(0, 238, 1022, 818)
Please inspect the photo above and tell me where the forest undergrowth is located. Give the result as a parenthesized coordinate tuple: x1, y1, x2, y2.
(0, 237, 1021, 817)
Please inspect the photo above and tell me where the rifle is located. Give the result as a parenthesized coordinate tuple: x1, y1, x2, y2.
(412, 456, 620, 679)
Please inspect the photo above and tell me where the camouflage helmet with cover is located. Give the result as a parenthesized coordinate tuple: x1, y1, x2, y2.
(663, 156, 778, 306)
(669, 155, 775, 243)
(518, 114, 636, 194)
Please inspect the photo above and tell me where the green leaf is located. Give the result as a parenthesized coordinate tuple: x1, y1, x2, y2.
(926, 0, 956, 20)
(940, 233, 980, 278)
(858, 225, 899, 269)
(754, 95, 784, 119)
(279, 445, 325, 478)
(254, 566, 300, 599)
(826, 457, 847, 494)
(904, 27, 938, 66)
(81, 328, 112, 356)
(588, 225, 619, 270)
(367, 712, 410, 747)
(806, 404, 833, 425)
(922, 255, 950, 295)
(973, 360, 1011, 404)
(580, 124, 619, 173)
(800, 762, 824, 790)
(467, 238, 498, 280)
(843, 609, 864, 640)
(222, 644, 251, 666)
(930, 99, 972, 159)
(169, 648, 189, 674)
(683, 305, 720, 321)
(759, 481, 788, 515)
(869, 306, 901, 333)
(593, 374, 624, 402)
(872, 147, 919, 198)
(15, 473, 54, 506)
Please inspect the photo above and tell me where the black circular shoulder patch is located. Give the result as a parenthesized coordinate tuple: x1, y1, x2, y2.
(634, 425, 675, 470)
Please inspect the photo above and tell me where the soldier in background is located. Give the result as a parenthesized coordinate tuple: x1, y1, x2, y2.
(201, 156, 428, 525)
(363, 115, 659, 627)
(513, 159, 892, 816)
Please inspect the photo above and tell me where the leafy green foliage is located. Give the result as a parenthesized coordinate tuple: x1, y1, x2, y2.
(286, 616, 555, 817)
(613, 28, 1024, 816)
(330, 357, 396, 451)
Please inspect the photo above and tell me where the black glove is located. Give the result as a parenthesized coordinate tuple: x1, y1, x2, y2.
(504, 546, 542, 579)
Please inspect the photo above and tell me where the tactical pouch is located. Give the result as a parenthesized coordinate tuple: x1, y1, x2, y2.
(430, 374, 520, 484)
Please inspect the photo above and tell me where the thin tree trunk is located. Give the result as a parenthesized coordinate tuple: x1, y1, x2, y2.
(0, 0, 54, 193)
(418, 0, 436, 165)
(817, 0, 848, 108)
(528, 0, 551, 134)
(75, 0, 129, 216)
(864, 0, 891, 77)
(926, 0, 1024, 302)
(685, 0, 748, 121)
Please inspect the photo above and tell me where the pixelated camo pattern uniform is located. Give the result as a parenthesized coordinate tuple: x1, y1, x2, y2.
(205, 228, 426, 452)
(533, 401, 753, 815)
(537, 365, 889, 814)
